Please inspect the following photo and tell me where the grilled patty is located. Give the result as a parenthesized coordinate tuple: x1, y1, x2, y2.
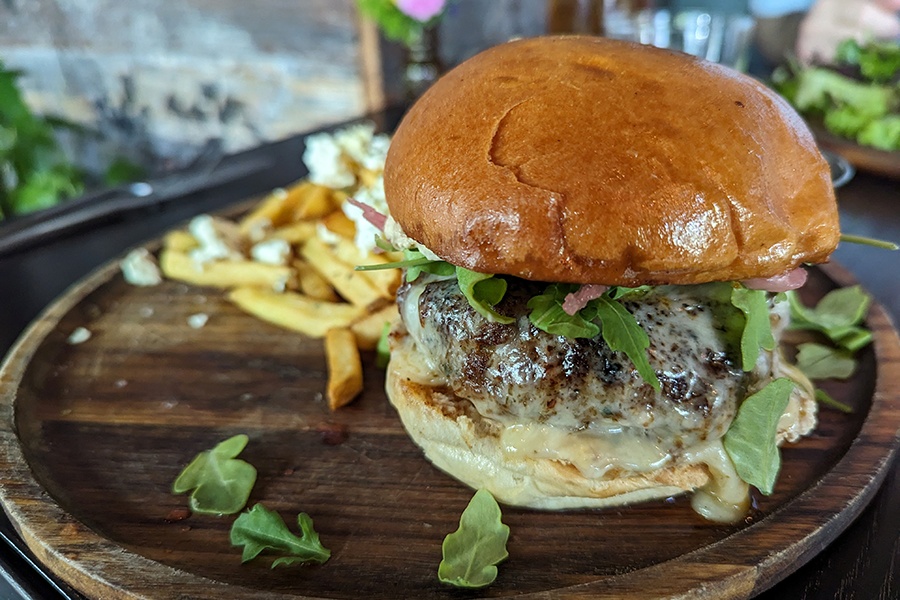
(396, 278, 761, 455)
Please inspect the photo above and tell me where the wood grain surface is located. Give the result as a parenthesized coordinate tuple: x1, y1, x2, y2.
(0, 252, 898, 599)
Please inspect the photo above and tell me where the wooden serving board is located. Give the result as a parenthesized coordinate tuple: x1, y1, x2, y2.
(0, 247, 898, 599)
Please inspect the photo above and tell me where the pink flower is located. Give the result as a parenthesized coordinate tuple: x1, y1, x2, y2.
(394, 0, 446, 21)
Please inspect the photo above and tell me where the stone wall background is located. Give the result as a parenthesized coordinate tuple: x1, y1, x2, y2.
(0, 0, 377, 175)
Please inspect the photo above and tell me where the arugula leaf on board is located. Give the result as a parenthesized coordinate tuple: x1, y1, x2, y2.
(455, 267, 515, 324)
(795, 342, 857, 380)
(815, 388, 854, 414)
(787, 286, 872, 350)
(592, 296, 661, 391)
(230, 503, 330, 567)
(724, 378, 794, 495)
(438, 489, 509, 588)
(730, 287, 776, 371)
(172, 434, 257, 515)
(527, 284, 600, 338)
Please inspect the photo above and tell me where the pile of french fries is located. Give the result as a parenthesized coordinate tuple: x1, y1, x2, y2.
(158, 177, 401, 411)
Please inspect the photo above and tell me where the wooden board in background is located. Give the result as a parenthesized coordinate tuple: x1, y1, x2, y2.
(0, 255, 898, 599)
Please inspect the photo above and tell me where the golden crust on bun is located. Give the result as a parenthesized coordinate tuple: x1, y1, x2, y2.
(384, 36, 840, 286)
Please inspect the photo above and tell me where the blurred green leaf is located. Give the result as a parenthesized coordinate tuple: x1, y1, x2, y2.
(104, 156, 145, 185)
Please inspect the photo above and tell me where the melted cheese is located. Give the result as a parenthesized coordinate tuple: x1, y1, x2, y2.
(500, 422, 671, 478)
(685, 441, 750, 523)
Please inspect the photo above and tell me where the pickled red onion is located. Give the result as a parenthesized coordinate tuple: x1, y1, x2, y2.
(347, 198, 387, 231)
(563, 284, 609, 315)
(741, 268, 808, 292)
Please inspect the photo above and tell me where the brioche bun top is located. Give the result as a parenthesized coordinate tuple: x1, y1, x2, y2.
(383, 36, 840, 286)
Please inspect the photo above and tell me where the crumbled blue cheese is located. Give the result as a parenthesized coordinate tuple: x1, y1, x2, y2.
(343, 176, 388, 254)
(120, 248, 162, 286)
(316, 222, 342, 246)
(303, 132, 355, 189)
(188, 215, 244, 265)
(67, 327, 92, 345)
(384, 216, 441, 261)
(244, 215, 273, 244)
(187, 313, 209, 329)
(301, 123, 392, 191)
(272, 274, 290, 293)
(250, 238, 291, 265)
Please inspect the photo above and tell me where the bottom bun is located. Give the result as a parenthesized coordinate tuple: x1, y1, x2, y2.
(386, 364, 711, 510)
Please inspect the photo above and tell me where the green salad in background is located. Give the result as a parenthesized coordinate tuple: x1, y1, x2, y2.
(773, 39, 900, 152)
(0, 62, 143, 221)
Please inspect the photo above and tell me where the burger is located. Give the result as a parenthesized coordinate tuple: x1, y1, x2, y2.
(375, 36, 840, 522)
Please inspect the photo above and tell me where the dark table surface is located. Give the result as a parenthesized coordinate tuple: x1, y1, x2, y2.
(0, 110, 898, 599)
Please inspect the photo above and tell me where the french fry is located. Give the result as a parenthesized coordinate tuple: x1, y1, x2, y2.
(237, 189, 288, 238)
(238, 180, 329, 237)
(358, 168, 380, 189)
(332, 238, 401, 299)
(267, 221, 317, 244)
(350, 303, 399, 350)
(163, 230, 199, 252)
(300, 238, 384, 308)
(228, 287, 365, 338)
(294, 260, 340, 302)
(325, 328, 364, 410)
(292, 182, 336, 220)
(321, 210, 356, 239)
(331, 190, 350, 206)
(160, 249, 295, 290)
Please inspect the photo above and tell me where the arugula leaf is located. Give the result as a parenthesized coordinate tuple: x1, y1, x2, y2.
(787, 286, 871, 347)
(230, 503, 330, 567)
(172, 434, 257, 515)
(815, 388, 854, 414)
(527, 284, 600, 338)
(856, 40, 900, 83)
(795, 342, 856, 380)
(354, 248, 455, 282)
(723, 378, 794, 495)
(374, 235, 397, 253)
(824, 105, 870, 138)
(455, 268, 514, 324)
(593, 296, 660, 390)
(438, 489, 509, 588)
(606, 285, 653, 300)
(840, 234, 899, 251)
(526, 286, 659, 388)
(376, 320, 392, 368)
(858, 114, 900, 151)
(835, 38, 862, 65)
(406, 248, 455, 281)
(730, 287, 776, 371)
(835, 328, 873, 353)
